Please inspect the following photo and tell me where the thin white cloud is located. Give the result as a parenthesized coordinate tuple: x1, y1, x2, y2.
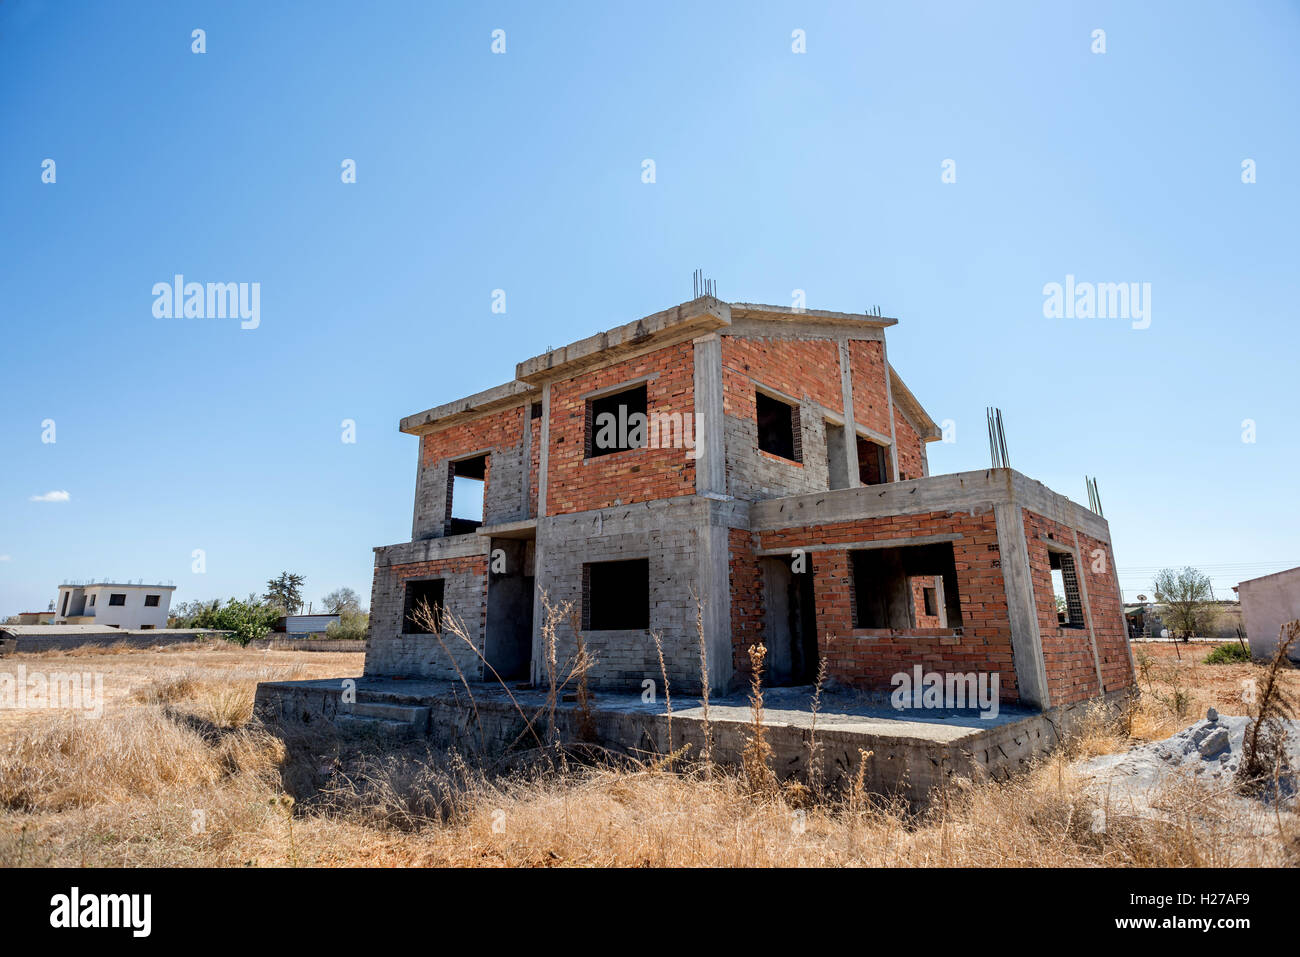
(30, 490, 70, 503)
(0, 555, 11, 562)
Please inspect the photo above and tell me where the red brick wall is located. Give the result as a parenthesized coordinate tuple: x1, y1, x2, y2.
(1022, 510, 1110, 706)
(378, 554, 488, 635)
(728, 527, 764, 681)
(545, 342, 697, 515)
(721, 336, 843, 416)
(527, 410, 541, 518)
(1077, 530, 1135, 693)
(847, 339, 891, 436)
(419, 405, 525, 470)
(755, 508, 1020, 701)
(910, 575, 942, 628)
(893, 406, 927, 480)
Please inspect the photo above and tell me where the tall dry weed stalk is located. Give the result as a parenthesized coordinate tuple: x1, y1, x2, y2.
(650, 629, 673, 766)
(1236, 619, 1298, 797)
(439, 604, 547, 753)
(413, 599, 485, 750)
(742, 644, 776, 794)
(568, 607, 597, 743)
(691, 587, 713, 778)
(807, 656, 828, 795)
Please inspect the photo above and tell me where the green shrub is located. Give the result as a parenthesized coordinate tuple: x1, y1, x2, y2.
(325, 610, 369, 641)
(1203, 642, 1251, 665)
(189, 598, 281, 646)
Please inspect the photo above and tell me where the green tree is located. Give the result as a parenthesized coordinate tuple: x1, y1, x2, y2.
(264, 572, 306, 614)
(321, 587, 361, 615)
(1152, 567, 1219, 640)
(189, 597, 281, 646)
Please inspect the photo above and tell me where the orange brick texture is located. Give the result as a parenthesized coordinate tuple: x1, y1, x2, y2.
(847, 339, 891, 436)
(721, 336, 844, 415)
(545, 342, 697, 515)
(1023, 510, 1134, 705)
(420, 405, 523, 470)
(910, 575, 943, 628)
(893, 407, 927, 480)
(727, 527, 765, 682)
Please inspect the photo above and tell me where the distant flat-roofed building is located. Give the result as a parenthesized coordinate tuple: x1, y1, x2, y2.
(52, 581, 176, 631)
(1235, 567, 1300, 662)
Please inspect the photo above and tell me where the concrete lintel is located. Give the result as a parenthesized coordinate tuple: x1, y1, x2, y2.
(515, 298, 732, 384)
(728, 303, 897, 329)
(400, 380, 537, 436)
(726, 316, 889, 341)
(755, 532, 962, 557)
(475, 518, 538, 540)
(374, 534, 489, 567)
(751, 469, 1017, 531)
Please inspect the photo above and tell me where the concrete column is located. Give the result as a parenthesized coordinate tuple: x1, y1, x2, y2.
(837, 338, 861, 486)
(692, 334, 726, 496)
(881, 338, 901, 482)
(528, 528, 549, 687)
(994, 502, 1050, 710)
(519, 403, 533, 519)
(695, 519, 734, 695)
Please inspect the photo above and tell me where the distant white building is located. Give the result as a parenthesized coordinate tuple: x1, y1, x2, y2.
(1235, 567, 1300, 663)
(281, 614, 341, 636)
(53, 581, 176, 630)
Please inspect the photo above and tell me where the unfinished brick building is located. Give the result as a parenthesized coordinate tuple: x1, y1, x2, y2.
(365, 297, 1136, 712)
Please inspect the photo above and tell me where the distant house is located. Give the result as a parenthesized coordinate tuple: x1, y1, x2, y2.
(14, 611, 55, 625)
(1235, 567, 1300, 663)
(53, 581, 176, 631)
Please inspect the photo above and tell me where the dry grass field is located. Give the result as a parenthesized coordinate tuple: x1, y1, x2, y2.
(0, 639, 1296, 867)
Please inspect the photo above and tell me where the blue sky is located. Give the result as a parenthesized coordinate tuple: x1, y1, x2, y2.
(2, 0, 1297, 615)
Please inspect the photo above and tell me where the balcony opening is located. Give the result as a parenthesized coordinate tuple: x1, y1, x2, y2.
(448, 454, 487, 534)
(857, 435, 892, 485)
(850, 543, 962, 630)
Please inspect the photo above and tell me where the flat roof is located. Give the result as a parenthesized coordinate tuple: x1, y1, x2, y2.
(1236, 565, 1300, 587)
(402, 297, 906, 434)
(58, 583, 177, 590)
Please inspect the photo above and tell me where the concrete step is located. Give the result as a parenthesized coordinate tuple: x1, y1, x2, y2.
(347, 701, 430, 727)
(335, 713, 423, 739)
(336, 700, 431, 738)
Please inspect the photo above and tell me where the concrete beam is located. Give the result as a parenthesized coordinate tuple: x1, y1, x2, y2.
(728, 303, 897, 329)
(837, 338, 861, 487)
(515, 298, 732, 384)
(400, 380, 537, 436)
